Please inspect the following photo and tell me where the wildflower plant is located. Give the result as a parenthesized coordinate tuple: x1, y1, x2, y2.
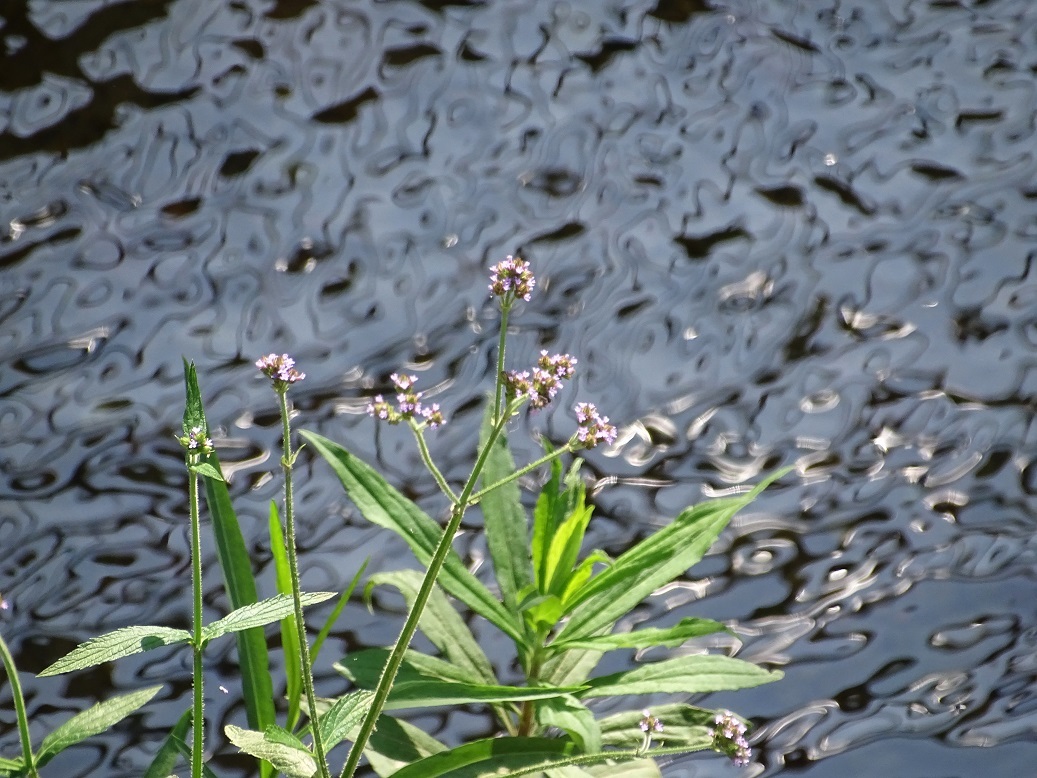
(3, 256, 785, 777)
(291, 256, 787, 776)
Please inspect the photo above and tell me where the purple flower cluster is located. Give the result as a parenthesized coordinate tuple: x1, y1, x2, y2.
(367, 373, 446, 429)
(504, 351, 577, 409)
(574, 402, 617, 449)
(256, 353, 306, 389)
(639, 709, 664, 734)
(708, 710, 751, 767)
(178, 425, 214, 457)
(489, 255, 535, 302)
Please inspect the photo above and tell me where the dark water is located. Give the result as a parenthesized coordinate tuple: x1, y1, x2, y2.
(2, 0, 1037, 775)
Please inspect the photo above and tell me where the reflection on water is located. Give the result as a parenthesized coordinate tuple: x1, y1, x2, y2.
(2, 0, 1037, 774)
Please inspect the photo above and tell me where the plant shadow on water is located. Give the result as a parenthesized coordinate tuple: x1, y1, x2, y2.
(2, 0, 1037, 775)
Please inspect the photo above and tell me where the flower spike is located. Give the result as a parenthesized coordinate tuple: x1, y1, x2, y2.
(489, 255, 535, 302)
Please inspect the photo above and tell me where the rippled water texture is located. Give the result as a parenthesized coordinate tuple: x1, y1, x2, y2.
(3, 0, 1037, 775)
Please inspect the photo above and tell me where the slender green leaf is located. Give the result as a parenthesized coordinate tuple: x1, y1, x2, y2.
(172, 734, 221, 778)
(556, 468, 790, 643)
(36, 685, 162, 766)
(580, 654, 782, 698)
(0, 756, 24, 772)
(38, 627, 190, 676)
(268, 501, 303, 731)
(540, 642, 604, 689)
(535, 695, 601, 753)
(190, 362, 275, 752)
(549, 618, 729, 653)
(389, 736, 581, 778)
(583, 759, 662, 777)
(181, 358, 206, 435)
(366, 570, 496, 684)
(202, 592, 336, 642)
(300, 430, 522, 642)
(599, 704, 715, 749)
(225, 724, 317, 778)
(313, 560, 366, 665)
(189, 462, 223, 481)
(478, 405, 533, 615)
(337, 647, 489, 688)
(364, 714, 448, 777)
(532, 453, 565, 591)
(544, 496, 592, 600)
(559, 551, 609, 605)
(142, 708, 193, 778)
(317, 690, 375, 751)
(338, 650, 581, 709)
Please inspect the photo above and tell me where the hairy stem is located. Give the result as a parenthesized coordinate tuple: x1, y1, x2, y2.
(339, 406, 512, 777)
(0, 632, 39, 778)
(469, 441, 575, 504)
(411, 420, 457, 503)
(189, 472, 205, 778)
(278, 391, 331, 778)
(492, 303, 511, 423)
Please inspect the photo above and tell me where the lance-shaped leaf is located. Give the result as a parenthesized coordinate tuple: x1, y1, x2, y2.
(366, 570, 496, 684)
(599, 704, 716, 749)
(317, 690, 375, 751)
(225, 724, 317, 778)
(268, 502, 303, 730)
(202, 591, 336, 642)
(300, 430, 523, 643)
(35, 685, 162, 767)
(477, 406, 534, 616)
(0, 755, 23, 772)
(535, 694, 601, 753)
(38, 627, 191, 676)
(187, 359, 276, 753)
(338, 647, 583, 709)
(555, 468, 790, 644)
(389, 736, 581, 778)
(142, 708, 193, 778)
(365, 714, 448, 776)
(548, 618, 729, 654)
(579, 654, 782, 698)
(337, 647, 490, 689)
(583, 760, 663, 778)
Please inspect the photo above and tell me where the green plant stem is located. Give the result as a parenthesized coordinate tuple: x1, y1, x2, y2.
(491, 302, 511, 423)
(189, 471, 205, 778)
(339, 406, 512, 778)
(278, 391, 331, 778)
(410, 420, 457, 503)
(469, 441, 576, 504)
(0, 632, 39, 778)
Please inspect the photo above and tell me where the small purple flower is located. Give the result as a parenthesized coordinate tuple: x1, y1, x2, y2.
(489, 255, 535, 302)
(0, 593, 9, 612)
(708, 710, 752, 767)
(639, 709, 664, 734)
(256, 353, 305, 390)
(178, 425, 214, 457)
(504, 352, 577, 409)
(573, 402, 617, 448)
(367, 374, 447, 429)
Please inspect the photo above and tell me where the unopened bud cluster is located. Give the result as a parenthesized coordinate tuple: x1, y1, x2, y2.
(178, 426, 214, 458)
(367, 373, 446, 428)
(709, 710, 751, 767)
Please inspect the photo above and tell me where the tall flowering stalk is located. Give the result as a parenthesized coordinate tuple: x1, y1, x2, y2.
(338, 258, 614, 778)
(176, 424, 215, 778)
(255, 354, 331, 778)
